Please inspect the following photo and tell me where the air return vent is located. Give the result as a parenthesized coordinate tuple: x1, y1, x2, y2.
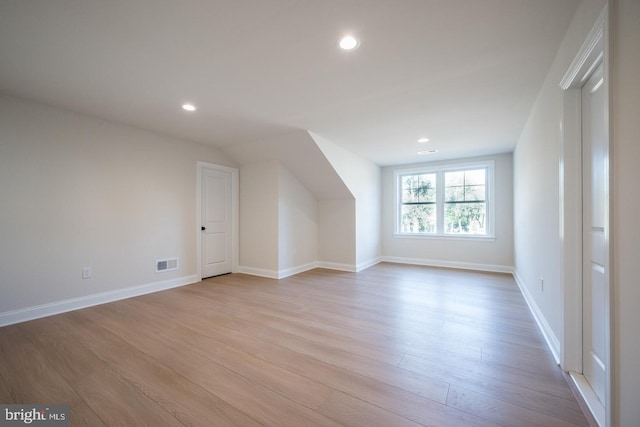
(156, 258, 178, 273)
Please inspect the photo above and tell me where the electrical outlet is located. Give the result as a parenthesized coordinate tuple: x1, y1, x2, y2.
(540, 277, 544, 291)
(82, 266, 92, 279)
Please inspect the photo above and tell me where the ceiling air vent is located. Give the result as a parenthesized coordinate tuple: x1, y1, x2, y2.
(156, 258, 178, 273)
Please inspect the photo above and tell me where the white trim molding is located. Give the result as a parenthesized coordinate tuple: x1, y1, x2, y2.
(356, 257, 383, 272)
(570, 373, 606, 426)
(0, 274, 199, 328)
(237, 258, 382, 279)
(316, 262, 358, 273)
(559, 5, 610, 427)
(239, 262, 330, 279)
(278, 262, 319, 279)
(237, 266, 281, 279)
(393, 160, 496, 239)
(238, 263, 317, 279)
(513, 270, 561, 364)
(381, 256, 513, 274)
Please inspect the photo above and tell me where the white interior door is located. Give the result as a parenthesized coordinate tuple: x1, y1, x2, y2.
(582, 62, 606, 407)
(201, 167, 233, 278)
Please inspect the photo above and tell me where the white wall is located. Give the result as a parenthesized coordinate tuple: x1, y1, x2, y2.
(317, 199, 356, 268)
(0, 95, 236, 318)
(513, 0, 640, 424)
(611, 0, 640, 424)
(240, 160, 320, 277)
(228, 130, 357, 273)
(238, 160, 280, 274)
(513, 0, 607, 353)
(223, 130, 352, 200)
(228, 130, 376, 273)
(382, 153, 514, 272)
(312, 134, 382, 269)
(354, 162, 383, 269)
(278, 164, 318, 273)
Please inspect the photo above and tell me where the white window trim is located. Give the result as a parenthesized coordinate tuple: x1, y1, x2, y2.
(394, 160, 495, 240)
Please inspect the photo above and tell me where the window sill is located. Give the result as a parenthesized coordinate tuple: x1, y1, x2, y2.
(393, 233, 496, 242)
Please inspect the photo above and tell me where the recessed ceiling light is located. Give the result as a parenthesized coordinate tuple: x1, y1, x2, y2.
(417, 138, 430, 143)
(182, 103, 197, 112)
(418, 149, 438, 155)
(338, 35, 360, 50)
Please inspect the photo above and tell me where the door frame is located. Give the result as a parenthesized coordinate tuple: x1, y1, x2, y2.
(196, 161, 239, 279)
(559, 5, 611, 426)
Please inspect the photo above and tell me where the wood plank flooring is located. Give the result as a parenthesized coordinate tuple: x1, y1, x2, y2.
(0, 263, 592, 426)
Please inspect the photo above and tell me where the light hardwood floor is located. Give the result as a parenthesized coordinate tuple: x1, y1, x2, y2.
(0, 263, 592, 426)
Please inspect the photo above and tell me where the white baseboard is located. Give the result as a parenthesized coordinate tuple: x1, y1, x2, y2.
(239, 261, 362, 278)
(513, 269, 561, 364)
(238, 266, 281, 279)
(316, 261, 358, 272)
(570, 372, 605, 427)
(356, 257, 382, 272)
(0, 274, 199, 328)
(381, 256, 513, 274)
(277, 262, 318, 279)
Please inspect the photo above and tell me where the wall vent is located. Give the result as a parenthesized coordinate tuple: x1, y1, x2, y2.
(156, 258, 178, 273)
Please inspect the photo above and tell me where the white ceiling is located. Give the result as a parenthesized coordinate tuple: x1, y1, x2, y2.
(0, 0, 580, 166)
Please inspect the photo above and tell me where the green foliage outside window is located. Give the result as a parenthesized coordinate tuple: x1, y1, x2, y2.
(444, 169, 486, 234)
(401, 174, 436, 233)
(399, 168, 487, 235)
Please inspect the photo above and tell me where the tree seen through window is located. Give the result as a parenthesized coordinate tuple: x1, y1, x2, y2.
(398, 167, 488, 236)
(444, 169, 486, 234)
(400, 173, 436, 233)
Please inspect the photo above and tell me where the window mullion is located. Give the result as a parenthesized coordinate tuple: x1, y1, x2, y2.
(436, 171, 444, 234)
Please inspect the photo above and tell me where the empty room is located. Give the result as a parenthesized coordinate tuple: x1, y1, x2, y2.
(1, 1, 638, 426)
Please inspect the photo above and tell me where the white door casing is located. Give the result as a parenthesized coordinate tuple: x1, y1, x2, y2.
(197, 162, 238, 279)
(559, 5, 610, 427)
(582, 62, 606, 407)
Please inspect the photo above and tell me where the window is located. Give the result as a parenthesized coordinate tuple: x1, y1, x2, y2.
(444, 169, 486, 234)
(400, 173, 436, 233)
(395, 161, 493, 238)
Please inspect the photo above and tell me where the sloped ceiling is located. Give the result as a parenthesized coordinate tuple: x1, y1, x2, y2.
(223, 130, 353, 200)
(0, 0, 580, 166)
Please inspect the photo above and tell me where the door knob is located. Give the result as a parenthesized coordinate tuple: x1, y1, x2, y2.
(201, 226, 206, 231)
